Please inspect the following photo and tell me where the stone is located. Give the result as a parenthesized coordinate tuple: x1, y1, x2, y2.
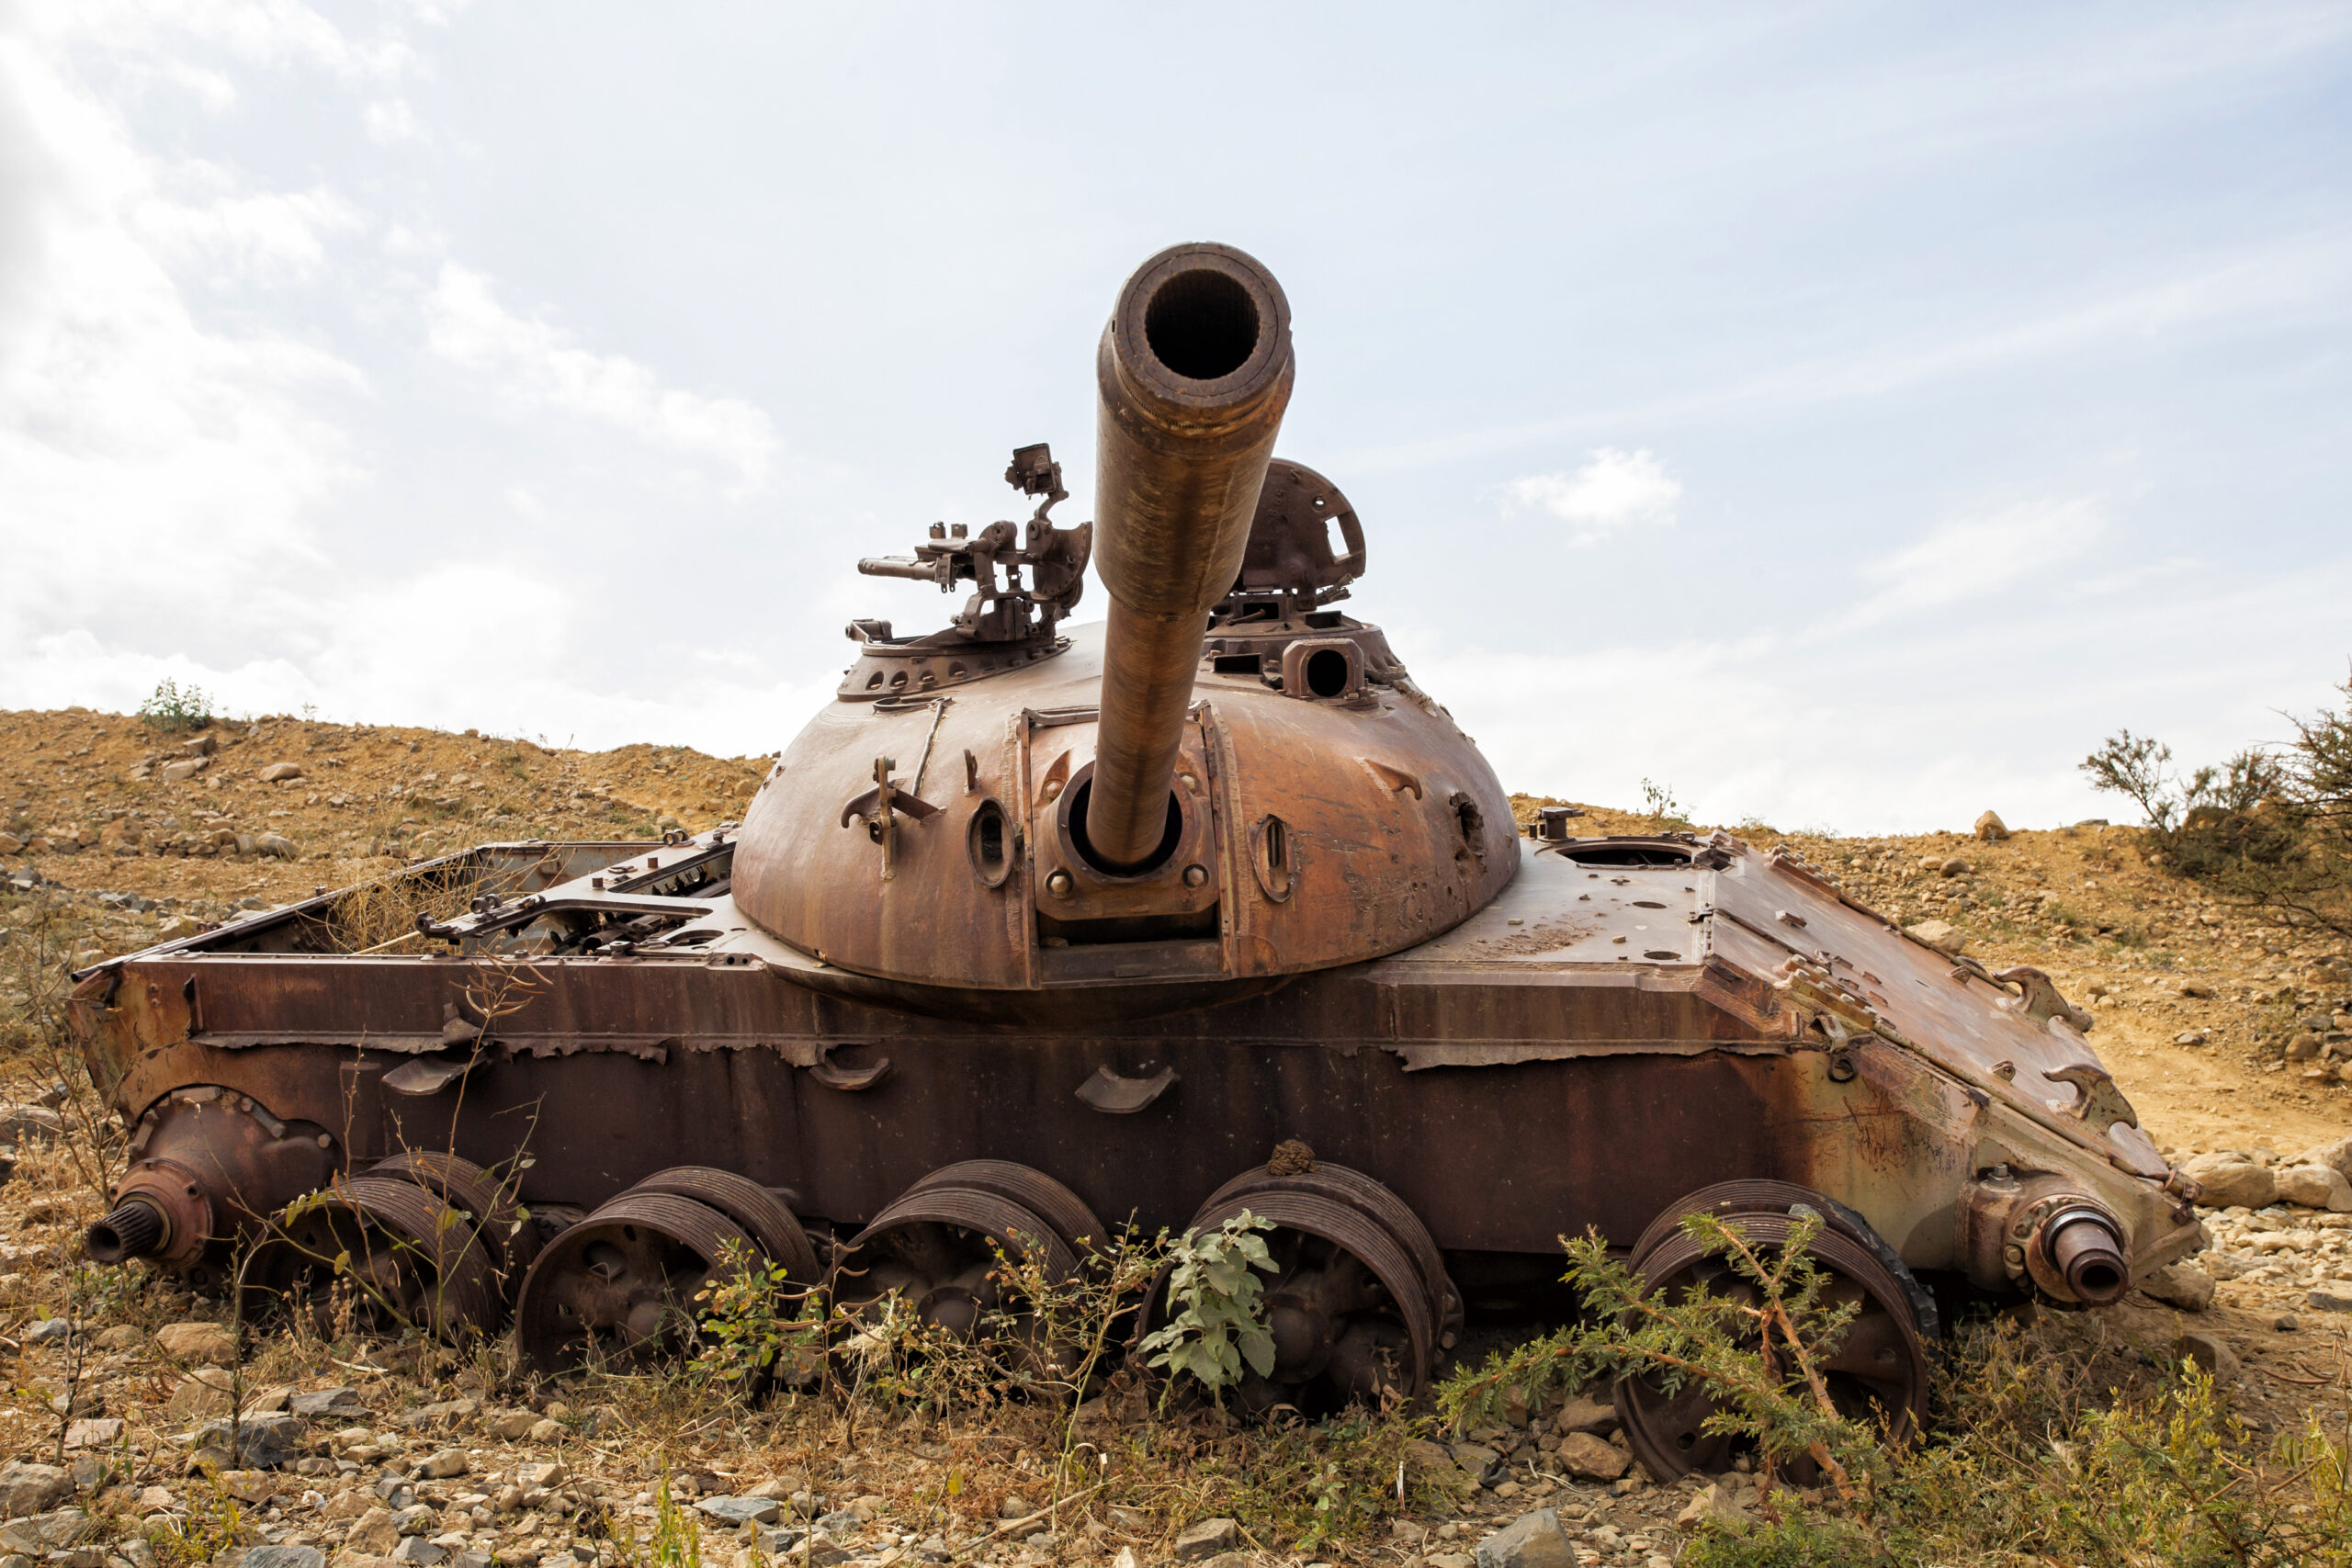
(1171, 1519, 1238, 1561)
(2276, 1165, 2352, 1211)
(288, 1389, 364, 1421)
(0, 1508, 91, 1552)
(484, 1411, 536, 1441)
(245, 1549, 327, 1568)
(1403, 1439, 1461, 1475)
(1674, 1483, 1747, 1532)
(1939, 857, 1970, 877)
(1473, 1508, 1575, 1568)
(153, 1321, 237, 1364)
(0, 834, 20, 854)
(0, 1106, 63, 1147)
(255, 833, 298, 860)
(156, 915, 202, 941)
(390, 1540, 445, 1567)
(343, 1509, 400, 1555)
(417, 1451, 467, 1481)
(62, 1419, 122, 1450)
(1553, 1432, 1628, 1483)
(1903, 919, 1967, 955)
(2295, 1134, 2352, 1181)
(1451, 1443, 1504, 1485)
(525, 1419, 560, 1443)
(1552, 1393, 1617, 1437)
(258, 763, 305, 784)
(23, 1319, 70, 1344)
(514, 1463, 565, 1490)
(0, 1462, 73, 1519)
(2174, 1031, 2211, 1046)
(2311, 1289, 2352, 1314)
(93, 1325, 144, 1351)
(2181, 1156, 2276, 1210)
(1428, 1556, 1476, 1568)
(2141, 1262, 2215, 1312)
(2172, 1331, 2243, 1382)
(197, 1415, 304, 1471)
(1973, 811, 2009, 841)
(696, 1498, 780, 1528)
(156, 758, 208, 784)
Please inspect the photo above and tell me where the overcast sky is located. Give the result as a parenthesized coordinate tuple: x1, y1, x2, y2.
(4, 3, 2347, 833)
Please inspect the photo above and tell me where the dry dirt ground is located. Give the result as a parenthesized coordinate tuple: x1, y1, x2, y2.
(3, 709, 2350, 1568)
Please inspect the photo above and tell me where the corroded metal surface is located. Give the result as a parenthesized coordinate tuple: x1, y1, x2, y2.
(64, 242, 2205, 1428)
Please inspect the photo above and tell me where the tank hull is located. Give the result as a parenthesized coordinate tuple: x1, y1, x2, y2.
(72, 829, 2199, 1293)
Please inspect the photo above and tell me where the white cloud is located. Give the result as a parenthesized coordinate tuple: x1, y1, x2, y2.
(364, 96, 418, 144)
(423, 263, 779, 493)
(1501, 447, 1682, 546)
(135, 164, 368, 286)
(1850, 495, 2106, 625)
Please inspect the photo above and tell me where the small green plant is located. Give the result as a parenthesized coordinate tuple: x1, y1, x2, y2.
(1139, 1210, 1277, 1402)
(1641, 777, 1690, 829)
(1442, 1212, 1878, 1498)
(146, 1471, 244, 1568)
(694, 1239, 820, 1388)
(650, 1473, 702, 1568)
(137, 678, 212, 734)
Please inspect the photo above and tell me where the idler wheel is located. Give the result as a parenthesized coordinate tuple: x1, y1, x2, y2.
(624, 1167, 820, 1285)
(1148, 1163, 1455, 1416)
(514, 1192, 753, 1374)
(241, 1175, 498, 1341)
(372, 1150, 538, 1298)
(1612, 1187, 1932, 1482)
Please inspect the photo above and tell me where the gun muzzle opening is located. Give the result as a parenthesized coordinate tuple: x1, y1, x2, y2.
(1142, 267, 1262, 382)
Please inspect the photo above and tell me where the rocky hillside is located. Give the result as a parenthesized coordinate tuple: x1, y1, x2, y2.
(2, 711, 2350, 1567)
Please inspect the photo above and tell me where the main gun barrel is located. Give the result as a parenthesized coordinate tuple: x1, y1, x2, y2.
(1088, 243, 1295, 870)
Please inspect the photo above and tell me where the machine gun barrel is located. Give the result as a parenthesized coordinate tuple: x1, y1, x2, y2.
(1088, 243, 1295, 870)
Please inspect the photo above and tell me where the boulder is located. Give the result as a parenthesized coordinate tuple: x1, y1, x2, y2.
(196, 1414, 305, 1471)
(1674, 1483, 1749, 1532)
(2310, 1287, 2352, 1314)
(416, 1450, 467, 1481)
(1553, 1431, 1628, 1482)
(2171, 1331, 2243, 1382)
(1474, 1508, 1576, 1568)
(1172, 1519, 1238, 1561)
(257, 763, 304, 784)
(696, 1498, 780, 1528)
(153, 1321, 237, 1364)
(288, 1389, 363, 1421)
(0, 1461, 73, 1519)
(245, 1548, 327, 1568)
(2276, 1166, 2352, 1212)
(1553, 1392, 1617, 1437)
(2180, 1154, 2276, 1210)
(343, 1507, 401, 1555)
(2140, 1262, 2215, 1312)
(2293, 1135, 2352, 1181)
(1973, 811, 2009, 841)
(1451, 1442, 1504, 1485)
(1903, 919, 1967, 955)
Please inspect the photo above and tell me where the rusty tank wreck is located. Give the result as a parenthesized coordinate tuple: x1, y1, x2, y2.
(71, 242, 2201, 1474)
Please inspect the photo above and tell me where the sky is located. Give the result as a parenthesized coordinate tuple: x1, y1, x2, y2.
(2, 2, 2347, 834)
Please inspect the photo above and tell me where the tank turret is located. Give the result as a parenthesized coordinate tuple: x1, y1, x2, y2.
(729, 243, 1515, 1010)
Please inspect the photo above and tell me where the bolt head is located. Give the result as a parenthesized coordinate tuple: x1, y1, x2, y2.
(1182, 863, 1207, 887)
(1046, 870, 1073, 898)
